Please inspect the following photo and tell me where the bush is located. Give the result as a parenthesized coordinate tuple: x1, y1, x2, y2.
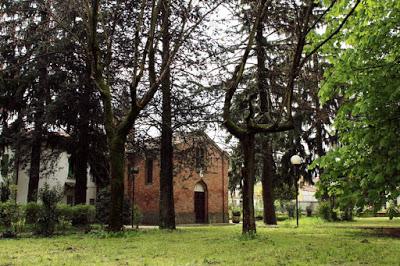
(0, 201, 22, 237)
(341, 207, 354, 221)
(276, 215, 288, 222)
(274, 200, 285, 213)
(71, 204, 95, 226)
(231, 208, 241, 223)
(0, 182, 11, 202)
(387, 201, 399, 220)
(359, 208, 375, 217)
(318, 201, 332, 221)
(132, 205, 142, 229)
(285, 202, 295, 218)
(36, 184, 63, 236)
(25, 202, 42, 224)
(95, 187, 131, 225)
(255, 210, 263, 221)
(57, 204, 74, 222)
(306, 205, 313, 217)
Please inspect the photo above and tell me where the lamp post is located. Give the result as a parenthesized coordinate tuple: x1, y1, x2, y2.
(290, 155, 302, 227)
(129, 166, 139, 228)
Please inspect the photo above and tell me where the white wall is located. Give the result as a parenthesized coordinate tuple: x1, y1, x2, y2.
(15, 150, 96, 205)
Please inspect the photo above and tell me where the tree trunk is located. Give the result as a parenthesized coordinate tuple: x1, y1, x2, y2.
(313, 55, 324, 159)
(241, 134, 256, 234)
(108, 136, 126, 231)
(28, 16, 48, 201)
(256, 17, 277, 225)
(262, 137, 277, 225)
(74, 88, 90, 205)
(74, 62, 92, 205)
(27, 132, 42, 202)
(159, 0, 175, 229)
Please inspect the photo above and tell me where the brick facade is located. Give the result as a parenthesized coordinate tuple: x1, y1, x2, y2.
(124, 134, 229, 224)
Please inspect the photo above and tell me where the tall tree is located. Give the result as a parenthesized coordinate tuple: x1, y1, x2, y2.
(83, 0, 220, 231)
(27, 7, 50, 202)
(222, 0, 360, 234)
(159, 0, 175, 229)
(312, 0, 400, 213)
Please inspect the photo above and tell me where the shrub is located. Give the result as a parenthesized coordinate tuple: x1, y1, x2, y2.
(95, 187, 131, 225)
(231, 207, 241, 217)
(231, 208, 241, 223)
(71, 204, 95, 226)
(12, 218, 26, 234)
(255, 210, 263, 221)
(36, 184, 63, 236)
(306, 205, 313, 217)
(318, 201, 332, 221)
(0, 201, 22, 237)
(0, 182, 11, 202)
(57, 204, 74, 222)
(132, 204, 142, 229)
(285, 202, 295, 218)
(341, 207, 354, 221)
(276, 215, 288, 222)
(25, 202, 42, 224)
(387, 201, 399, 220)
(274, 200, 285, 213)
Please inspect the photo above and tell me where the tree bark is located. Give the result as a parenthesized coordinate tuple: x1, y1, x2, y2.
(159, 0, 175, 229)
(74, 87, 90, 205)
(261, 138, 277, 224)
(255, 16, 277, 225)
(28, 11, 48, 201)
(241, 134, 256, 234)
(27, 131, 42, 202)
(108, 136, 126, 231)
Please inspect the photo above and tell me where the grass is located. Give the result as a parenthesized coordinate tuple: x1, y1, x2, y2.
(1, 217, 400, 265)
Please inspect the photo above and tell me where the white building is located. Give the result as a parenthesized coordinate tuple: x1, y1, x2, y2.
(0, 148, 96, 205)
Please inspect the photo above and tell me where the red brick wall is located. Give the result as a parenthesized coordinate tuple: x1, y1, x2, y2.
(125, 141, 229, 224)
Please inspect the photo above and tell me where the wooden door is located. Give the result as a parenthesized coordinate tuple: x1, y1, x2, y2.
(194, 191, 206, 223)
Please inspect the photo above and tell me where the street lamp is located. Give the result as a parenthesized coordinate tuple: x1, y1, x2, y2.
(290, 155, 302, 227)
(129, 166, 139, 228)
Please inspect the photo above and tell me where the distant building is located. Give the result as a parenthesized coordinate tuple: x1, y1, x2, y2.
(0, 146, 96, 205)
(228, 177, 319, 213)
(1, 132, 229, 224)
(297, 179, 318, 210)
(125, 133, 229, 224)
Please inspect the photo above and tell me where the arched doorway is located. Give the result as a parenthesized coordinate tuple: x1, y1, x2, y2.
(194, 182, 207, 223)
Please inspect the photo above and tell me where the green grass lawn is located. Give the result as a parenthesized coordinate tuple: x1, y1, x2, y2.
(1, 217, 399, 265)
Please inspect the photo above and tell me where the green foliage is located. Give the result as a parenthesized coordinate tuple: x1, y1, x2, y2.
(285, 202, 295, 218)
(131, 205, 142, 229)
(36, 184, 63, 236)
(318, 201, 332, 221)
(2, 218, 400, 265)
(0, 181, 11, 202)
(71, 204, 95, 226)
(255, 210, 263, 221)
(312, 0, 400, 214)
(387, 201, 399, 220)
(95, 187, 131, 225)
(24, 202, 41, 224)
(306, 205, 313, 217)
(56, 204, 74, 222)
(0, 154, 12, 202)
(231, 206, 241, 216)
(274, 200, 286, 213)
(0, 201, 23, 237)
(231, 208, 241, 223)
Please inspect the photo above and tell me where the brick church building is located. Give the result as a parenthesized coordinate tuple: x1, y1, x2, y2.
(124, 133, 229, 224)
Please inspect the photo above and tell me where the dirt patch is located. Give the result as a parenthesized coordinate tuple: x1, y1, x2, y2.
(360, 227, 400, 238)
